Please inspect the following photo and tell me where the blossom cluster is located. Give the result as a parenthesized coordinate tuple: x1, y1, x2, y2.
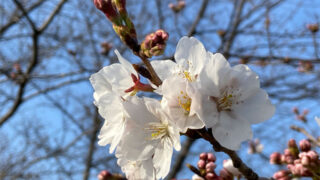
(191, 152, 241, 180)
(270, 139, 320, 179)
(90, 37, 275, 179)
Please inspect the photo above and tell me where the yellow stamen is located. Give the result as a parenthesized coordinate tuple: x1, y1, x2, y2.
(178, 91, 192, 115)
(145, 122, 168, 140)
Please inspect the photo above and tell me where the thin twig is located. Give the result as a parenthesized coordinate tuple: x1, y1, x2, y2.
(290, 125, 320, 147)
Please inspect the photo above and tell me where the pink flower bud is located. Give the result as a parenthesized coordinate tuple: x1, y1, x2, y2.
(307, 150, 319, 161)
(207, 153, 216, 162)
(307, 23, 319, 33)
(273, 170, 290, 179)
(299, 139, 311, 152)
(98, 170, 112, 180)
(205, 162, 216, 173)
(301, 156, 310, 166)
(140, 29, 169, 58)
(205, 172, 216, 180)
(288, 139, 297, 149)
(197, 159, 206, 169)
(270, 152, 282, 164)
(220, 169, 233, 180)
(199, 152, 207, 160)
(93, 0, 118, 20)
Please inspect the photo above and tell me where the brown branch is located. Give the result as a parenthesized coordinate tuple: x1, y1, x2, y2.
(39, 0, 68, 33)
(83, 109, 101, 180)
(197, 128, 259, 180)
(0, 0, 69, 127)
(138, 54, 162, 86)
(222, 0, 246, 59)
(12, 0, 38, 31)
(290, 125, 320, 147)
(187, 0, 209, 37)
(0, 0, 44, 36)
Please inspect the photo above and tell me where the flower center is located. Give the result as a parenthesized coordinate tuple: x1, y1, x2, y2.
(210, 88, 242, 112)
(145, 122, 169, 140)
(178, 90, 191, 115)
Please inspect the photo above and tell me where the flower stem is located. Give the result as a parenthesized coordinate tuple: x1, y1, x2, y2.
(196, 128, 259, 180)
(137, 53, 162, 86)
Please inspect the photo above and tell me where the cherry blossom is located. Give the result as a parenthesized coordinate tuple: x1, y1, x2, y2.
(116, 96, 181, 179)
(189, 53, 275, 150)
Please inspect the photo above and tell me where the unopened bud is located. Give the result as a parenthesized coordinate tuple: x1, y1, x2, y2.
(94, 0, 118, 21)
(205, 162, 216, 173)
(272, 170, 290, 180)
(169, 1, 186, 13)
(199, 152, 207, 160)
(219, 169, 233, 180)
(270, 152, 282, 164)
(207, 153, 216, 162)
(197, 159, 206, 169)
(140, 29, 169, 58)
(98, 170, 112, 180)
(299, 139, 311, 152)
(100, 42, 113, 56)
(217, 30, 226, 37)
(307, 150, 319, 161)
(307, 23, 319, 33)
(287, 139, 299, 157)
(204, 172, 215, 180)
(292, 107, 299, 114)
(301, 156, 310, 166)
(288, 139, 297, 149)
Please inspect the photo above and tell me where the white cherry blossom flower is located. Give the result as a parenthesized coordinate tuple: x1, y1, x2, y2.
(151, 37, 207, 132)
(161, 76, 204, 133)
(190, 53, 275, 150)
(90, 69, 128, 153)
(151, 36, 207, 82)
(90, 50, 154, 153)
(116, 96, 181, 180)
(101, 49, 153, 98)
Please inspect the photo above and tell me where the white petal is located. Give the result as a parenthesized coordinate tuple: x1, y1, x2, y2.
(204, 53, 231, 91)
(123, 96, 158, 126)
(116, 121, 156, 161)
(153, 138, 173, 179)
(101, 63, 133, 95)
(174, 36, 207, 75)
(114, 49, 137, 76)
(212, 112, 253, 150)
(90, 70, 112, 101)
(233, 89, 275, 124)
(223, 159, 241, 176)
(151, 60, 177, 81)
(188, 88, 219, 128)
(117, 158, 156, 180)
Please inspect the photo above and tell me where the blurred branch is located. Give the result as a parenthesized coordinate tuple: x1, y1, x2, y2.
(290, 125, 320, 147)
(83, 109, 101, 180)
(0, 0, 68, 127)
(187, 0, 209, 37)
(0, 0, 44, 36)
(166, 138, 196, 180)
